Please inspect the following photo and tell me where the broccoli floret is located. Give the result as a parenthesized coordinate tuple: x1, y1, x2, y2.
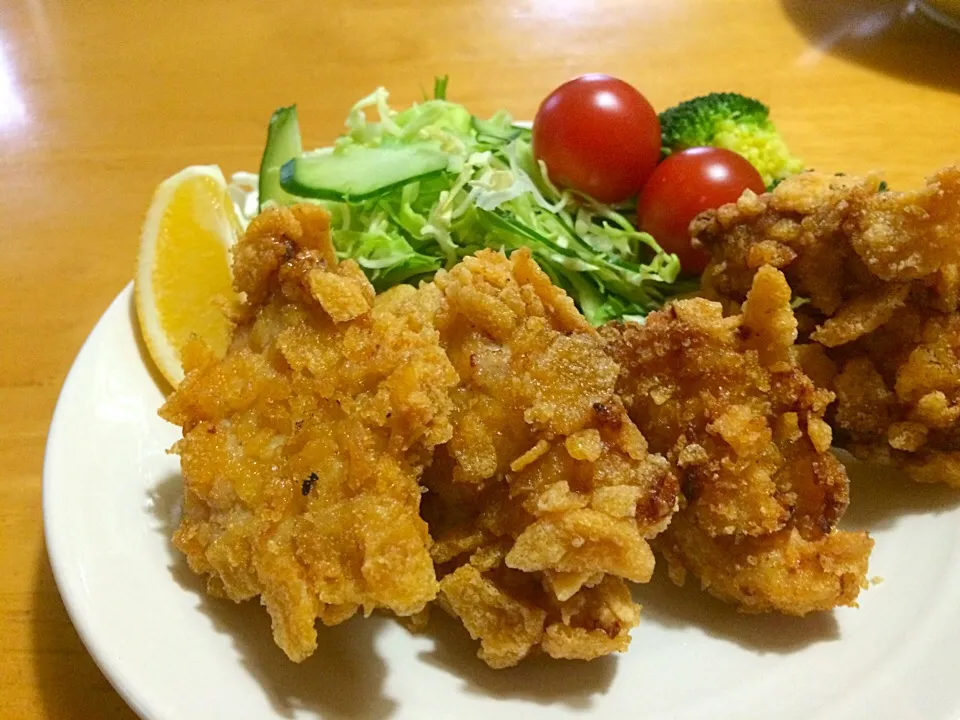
(659, 92, 804, 188)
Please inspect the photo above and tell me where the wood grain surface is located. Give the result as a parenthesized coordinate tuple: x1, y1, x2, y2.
(1, 0, 958, 717)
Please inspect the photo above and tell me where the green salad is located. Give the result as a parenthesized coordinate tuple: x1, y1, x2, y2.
(234, 76, 802, 325)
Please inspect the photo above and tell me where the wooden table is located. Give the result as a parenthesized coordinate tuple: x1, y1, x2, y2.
(1, 0, 958, 717)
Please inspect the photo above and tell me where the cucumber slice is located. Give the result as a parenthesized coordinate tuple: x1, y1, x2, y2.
(279, 144, 451, 202)
(258, 105, 303, 210)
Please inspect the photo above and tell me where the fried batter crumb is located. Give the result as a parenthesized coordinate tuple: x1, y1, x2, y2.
(422, 249, 679, 666)
(695, 166, 960, 487)
(603, 266, 873, 615)
(162, 205, 457, 662)
(164, 225, 680, 667)
(165, 182, 916, 667)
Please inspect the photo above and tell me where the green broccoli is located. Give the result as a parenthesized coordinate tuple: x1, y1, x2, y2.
(659, 92, 804, 188)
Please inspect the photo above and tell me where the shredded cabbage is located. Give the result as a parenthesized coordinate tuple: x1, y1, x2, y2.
(234, 82, 693, 324)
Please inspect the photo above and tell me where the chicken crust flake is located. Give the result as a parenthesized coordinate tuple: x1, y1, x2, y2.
(422, 249, 679, 667)
(603, 266, 873, 615)
(694, 166, 960, 487)
(161, 205, 457, 662)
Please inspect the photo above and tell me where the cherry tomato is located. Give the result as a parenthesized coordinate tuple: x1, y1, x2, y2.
(637, 147, 765, 274)
(532, 74, 661, 204)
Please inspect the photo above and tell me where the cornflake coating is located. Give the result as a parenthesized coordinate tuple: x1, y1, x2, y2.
(421, 249, 679, 667)
(694, 167, 960, 487)
(602, 266, 873, 615)
(161, 205, 457, 662)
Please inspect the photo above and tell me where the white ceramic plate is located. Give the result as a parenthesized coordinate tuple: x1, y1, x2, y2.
(44, 284, 960, 720)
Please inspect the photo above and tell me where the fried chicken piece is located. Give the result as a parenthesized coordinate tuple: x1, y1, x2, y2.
(160, 205, 458, 662)
(602, 266, 873, 615)
(420, 249, 679, 667)
(694, 166, 960, 487)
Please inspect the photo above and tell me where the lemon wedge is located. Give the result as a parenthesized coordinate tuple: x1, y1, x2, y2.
(134, 165, 242, 387)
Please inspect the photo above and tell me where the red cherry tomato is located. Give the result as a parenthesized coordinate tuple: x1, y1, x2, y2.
(532, 74, 661, 204)
(637, 147, 765, 275)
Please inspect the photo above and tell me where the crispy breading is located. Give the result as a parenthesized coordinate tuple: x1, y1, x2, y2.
(694, 167, 960, 487)
(163, 213, 679, 668)
(602, 266, 873, 615)
(658, 520, 874, 614)
(161, 205, 457, 662)
(421, 249, 679, 667)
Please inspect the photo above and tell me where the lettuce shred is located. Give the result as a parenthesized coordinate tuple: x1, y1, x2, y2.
(238, 81, 691, 325)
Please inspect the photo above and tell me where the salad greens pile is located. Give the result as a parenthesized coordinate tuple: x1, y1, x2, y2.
(247, 78, 690, 325)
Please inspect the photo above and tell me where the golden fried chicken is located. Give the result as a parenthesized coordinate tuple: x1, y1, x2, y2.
(694, 167, 960, 487)
(161, 205, 458, 662)
(420, 249, 679, 667)
(163, 209, 678, 668)
(602, 266, 873, 615)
